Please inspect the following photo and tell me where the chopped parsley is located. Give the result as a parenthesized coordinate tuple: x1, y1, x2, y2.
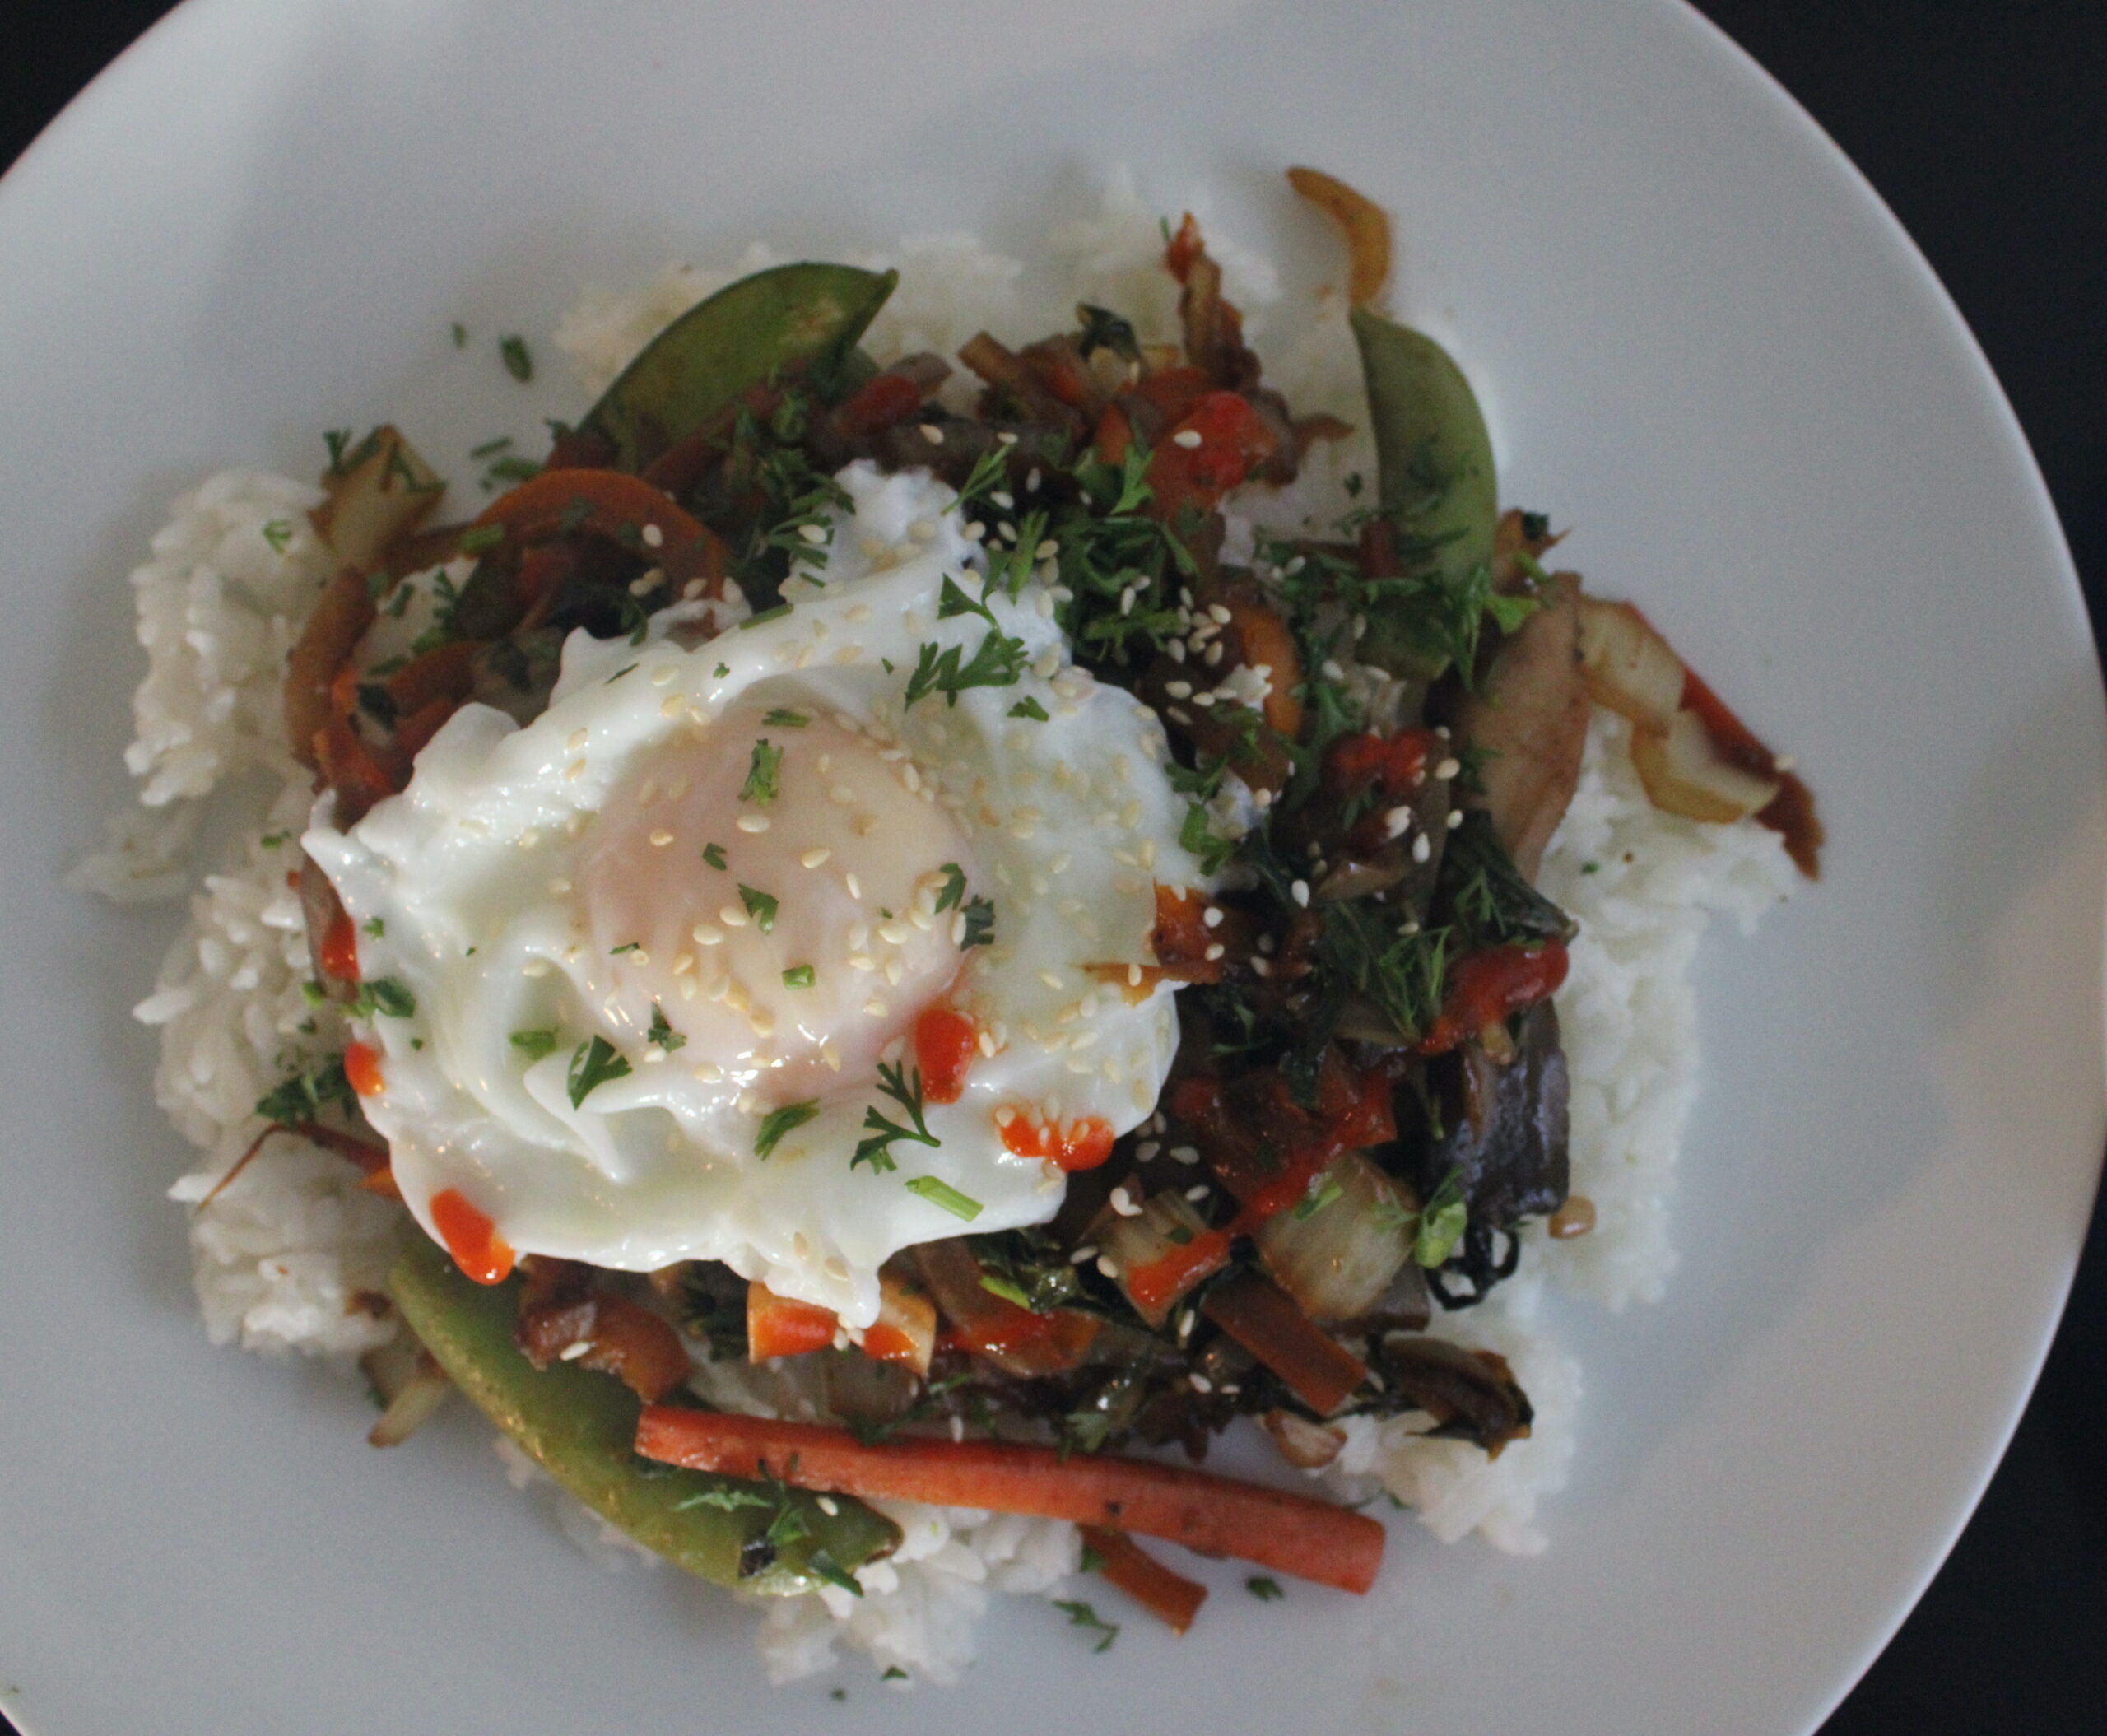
(702, 842, 728, 871)
(853, 1059, 938, 1174)
(933, 862, 968, 914)
(1007, 696, 1049, 721)
(755, 1100, 821, 1158)
(350, 977, 416, 1020)
(254, 1055, 354, 1127)
(261, 519, 294, 556)
(468, 435, 512, 458)
(905, 1175, 982, 1222)
(960, 896, 996, 948)
(458, 522, 505, 554)
(259, 830, 291, 849)
(610, 941, 642, 956)
(647, 1004, 686, 1051)
(904, 579, 1028, 707)
(362, 917, 384, 938)
(781, 964, 816, 989)
(498, 333, 533, 382)
(451, 322, 467, 348)
(565, 1036, 631, 1107)
(740, 738, 783, 804)
(737, 884, 779, 932)
(762, 707, 810, 728)
(509, 1028, 560, 1062)
(1246, 1575, 1285, 1602)
(1052, 1599, 1119, 1654)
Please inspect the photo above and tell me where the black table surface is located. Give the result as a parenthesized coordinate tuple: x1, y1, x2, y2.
(6, 3, 2103, 1731)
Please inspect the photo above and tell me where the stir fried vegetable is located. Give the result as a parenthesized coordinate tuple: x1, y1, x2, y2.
(388, 1237, 900, 1594)
(633, 1408, 1386, 1594)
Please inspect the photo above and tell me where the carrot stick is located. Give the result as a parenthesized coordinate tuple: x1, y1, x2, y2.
(1202, 1269, 1369, 1416)
(1081, 1526, 1208, 1634)
(633, 1408, 1384, 1594)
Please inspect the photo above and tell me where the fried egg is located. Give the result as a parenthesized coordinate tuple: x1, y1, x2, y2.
(305, 463, 1200, 1327)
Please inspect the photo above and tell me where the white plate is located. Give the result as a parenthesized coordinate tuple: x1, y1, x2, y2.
(1, 2, 2099, 1732)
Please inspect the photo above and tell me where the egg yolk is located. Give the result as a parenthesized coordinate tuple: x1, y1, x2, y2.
(575, 696, 977, 1102)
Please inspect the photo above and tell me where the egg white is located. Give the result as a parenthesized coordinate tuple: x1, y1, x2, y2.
(305, 464, 1202, 1326)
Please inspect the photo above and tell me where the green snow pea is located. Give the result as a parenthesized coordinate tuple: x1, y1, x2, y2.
(1349, 303, 1499, 678)
(581, 262, 897, 470)
(387, 1236, 900, 1594)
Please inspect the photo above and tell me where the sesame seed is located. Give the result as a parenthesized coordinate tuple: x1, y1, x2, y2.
(1184, 1184, 1210, 1203)
(1096, 1255, 1119, 1278)
(737, 815, 770, 834)
(1165, 680, 1193, 700)
(1447, 807, 1465, 830)
(1128, 962, 1143, 987)
(1190, 690, 1216, 708)
(800, 847, 832, 869)
(1039, 970, 1064, 990)
(522, 959, 551, 979)
(1166, 639, 1186, 663)
(1435, 756, 1461, 780)
(864, 998, 887, 1018)
(1321, 659, 1346, 682)
(1204, 642, 1225, 667)
(650, 662, 677, 685)
(1178, 1310, 1197, 1339)
(1291, 878, 1310, 907)
(1170, 1145, 1200, 1166)
(1172, 428, 1203, 449)
(1207, 603, 1233, 625)
(559, 1340, 593, 1361)
(996, 431, 1019, 446)
(1412, 833, 1433, 863)
(1385, 805, 1413, 839)
(649, 829, 674, 848)
(920, 424, 945, 445)
(626, 574, 657, 596)
(1069, 1244, 1099, 1264)
(719, 903, 748, 927)
(692, 924, 723, 947)
(845, 873, 863, 900)
(565, 760, 586, 781)
(1204, 942, 1226, 961)
(640, 522, 664, 549)
(830, 784, 856, 804)
(1189, 1372, 1213, 1393)
(1774, 753, 1798, 772)
(1251, 956, 1272, 977)
(991, 491, 1014, 510)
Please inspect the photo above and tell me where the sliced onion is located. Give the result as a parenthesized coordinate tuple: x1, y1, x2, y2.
(1261, 1407, 1347, 1470)
(1091, 1189, 1222, 1330)
(1574, 596, 1684, 733)
(1630, 707, 1781, 824)
(1254, 1152, 1410, 1324)
(360, 1334, 453, 1449)
(309, 425, 443, 572)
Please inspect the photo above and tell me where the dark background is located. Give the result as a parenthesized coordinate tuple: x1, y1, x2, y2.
(5, 2, 2103, 1731)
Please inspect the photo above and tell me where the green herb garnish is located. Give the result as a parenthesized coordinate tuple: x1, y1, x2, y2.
(737, 884, 779, 932)
(741, 738, 783, 804)
(509, 1029, 560, 1062)
(565, 1036, 631, 1107)
(782, 965, 816, 989)
(905, 1175, 982, 1222)
(647, 1004, 686, 1051)
(853, 1059, 938, 1174)
(756, 1100, 821, 1158)
(499, 333, 533, 382)
(1053, 1599, 1119, 1654)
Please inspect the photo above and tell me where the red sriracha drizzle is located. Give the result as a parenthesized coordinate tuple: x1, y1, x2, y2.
(913, 1008, 977, 1105)
(429, 1188, 515, 1286)
(319, 908, 361, 983)
(998, 1113, 1117, 1172)
(939, 1294, 1100, 1366)
(1126, 1067, 1400, 1313)
(1417, 942, 1570, 1058)
(342, 1040, 384, 1099)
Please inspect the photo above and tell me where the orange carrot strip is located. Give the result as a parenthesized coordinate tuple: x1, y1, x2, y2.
(633, 1409, 1384, 1594)
(1081, 1526, 1209, 1634)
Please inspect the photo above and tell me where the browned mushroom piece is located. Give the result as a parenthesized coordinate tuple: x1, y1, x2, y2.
(1451, 573, 1589, 882)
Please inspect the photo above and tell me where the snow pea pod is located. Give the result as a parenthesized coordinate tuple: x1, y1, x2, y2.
(1350, 303, 1498, 677)
(388, 1235, 900, 1594)
(582, 262, 898, 470)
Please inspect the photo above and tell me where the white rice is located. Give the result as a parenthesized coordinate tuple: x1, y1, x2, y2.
(79, 170, 1794, 1684)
